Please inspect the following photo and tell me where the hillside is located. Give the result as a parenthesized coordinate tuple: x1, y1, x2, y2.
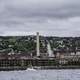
(0, 36, 80, 55)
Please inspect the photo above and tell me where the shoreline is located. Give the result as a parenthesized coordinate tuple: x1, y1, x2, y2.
(0, 66, 80, 71)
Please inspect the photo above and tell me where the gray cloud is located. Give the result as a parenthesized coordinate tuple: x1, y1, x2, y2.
(0, 0, 80, 36)
(1, 0, 80, 18)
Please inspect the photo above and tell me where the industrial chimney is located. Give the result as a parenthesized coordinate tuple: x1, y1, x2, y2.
(36, 32, 40, 57)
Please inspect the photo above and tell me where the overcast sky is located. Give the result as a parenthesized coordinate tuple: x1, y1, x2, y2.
(0, 0, 80, 36)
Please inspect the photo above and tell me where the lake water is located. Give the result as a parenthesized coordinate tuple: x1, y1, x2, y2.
(0, 69, 80, 80)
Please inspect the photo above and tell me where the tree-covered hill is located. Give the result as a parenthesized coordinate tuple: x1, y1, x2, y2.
(0, 36, 80, 54)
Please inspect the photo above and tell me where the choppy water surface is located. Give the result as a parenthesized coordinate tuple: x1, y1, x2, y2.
(0, 69, 80, 80)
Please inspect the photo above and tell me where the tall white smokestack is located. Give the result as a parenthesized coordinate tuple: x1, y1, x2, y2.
(36, 32, 40, 56)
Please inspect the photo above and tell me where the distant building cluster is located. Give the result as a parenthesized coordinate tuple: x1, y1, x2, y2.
(0, 32, 80, 59)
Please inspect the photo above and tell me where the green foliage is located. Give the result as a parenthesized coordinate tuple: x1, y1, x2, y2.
(0, 36, 80, 54)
